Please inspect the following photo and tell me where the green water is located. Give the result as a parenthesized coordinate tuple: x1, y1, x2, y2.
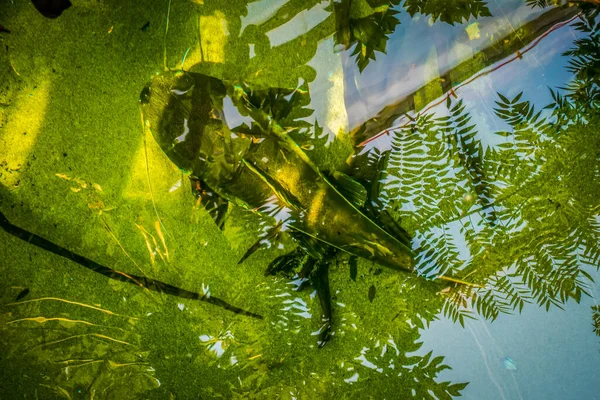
(1, 1, 599, 399)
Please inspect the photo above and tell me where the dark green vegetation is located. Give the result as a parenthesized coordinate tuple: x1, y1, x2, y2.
(30, 0, 72, 19)
(1, 0, 599, 399)
(139, 68, 481, 346)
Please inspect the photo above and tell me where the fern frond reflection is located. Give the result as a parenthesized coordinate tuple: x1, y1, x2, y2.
(362, 12, 600, 323)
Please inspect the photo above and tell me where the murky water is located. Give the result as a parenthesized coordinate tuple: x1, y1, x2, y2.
(1, 1, 599, 399)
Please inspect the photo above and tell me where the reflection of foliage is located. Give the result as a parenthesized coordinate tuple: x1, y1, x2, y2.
(442, 99, 494, 223)
(230, 80, 316, 140)
(333, 0, 495, 71)
(528, 0, 599, 109)
(455, 89, 598, 321)
(231, 344, 468, 399)
(348, 7, 400, 72)
(333, 0, 402, 71)
(189, 0, 324, 87)
(562, 7, 600, 106)
(374, 10, 600, 325)
(383, 100, 492, 279)
(593, 305, 600, 336)
(6, 2, 599, 398)
(316, 348, 469, 399)
(493, 92, 548, 157)
(403, 0, 492, 25)
(132, 267, 469, 399)
(133, 62, 472, 397)
(527, 0, 600, 10)
(526, 0, 552, 7)
(442, 285, 477, 327)
(386, 112, 473, 229)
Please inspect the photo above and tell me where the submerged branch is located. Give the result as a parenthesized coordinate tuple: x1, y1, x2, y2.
(0, 210, 263, 320)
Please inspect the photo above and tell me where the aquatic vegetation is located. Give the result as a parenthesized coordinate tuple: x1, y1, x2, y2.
(1, 0, 600, 398)
(140, 69, 483, 346)
(0, 295, 158, 399)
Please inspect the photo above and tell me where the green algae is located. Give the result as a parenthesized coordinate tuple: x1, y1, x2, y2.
(1, 1, 599, 399)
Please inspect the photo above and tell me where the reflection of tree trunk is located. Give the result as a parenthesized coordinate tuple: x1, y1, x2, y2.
(350, 6, 580, 147)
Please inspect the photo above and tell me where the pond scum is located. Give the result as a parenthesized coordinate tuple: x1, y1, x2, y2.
(0, 0, 599, 398)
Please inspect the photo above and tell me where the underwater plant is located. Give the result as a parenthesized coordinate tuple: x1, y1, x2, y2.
(138, 69, 482, 346)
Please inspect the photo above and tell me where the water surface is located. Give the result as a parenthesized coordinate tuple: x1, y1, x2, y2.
(0, 1, 599, 398)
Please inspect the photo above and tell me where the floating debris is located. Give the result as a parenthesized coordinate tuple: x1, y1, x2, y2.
(15, 287, 30, 301)
(502, 356, 517, 370)
(368, 284, 376, 303)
